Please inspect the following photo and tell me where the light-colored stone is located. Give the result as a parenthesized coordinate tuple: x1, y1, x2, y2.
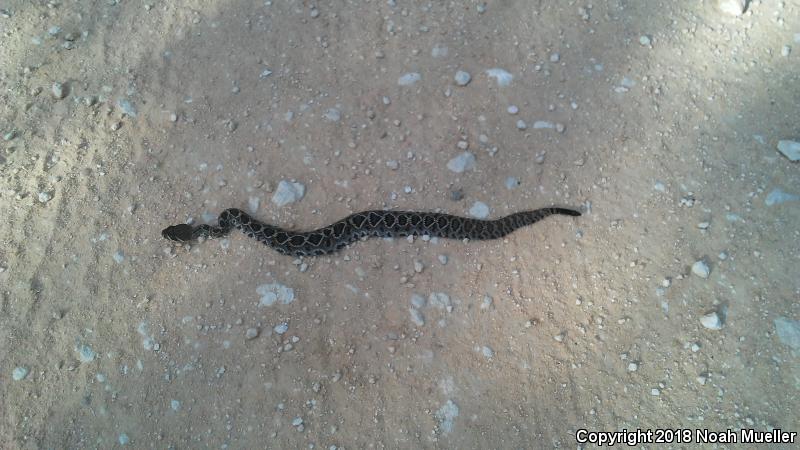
(716, 0, 747, 16)
(777, 140, 800, 161)
(700, 312, 723, 330)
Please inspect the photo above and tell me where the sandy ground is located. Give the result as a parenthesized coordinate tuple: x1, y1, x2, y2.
(1, 0, 799, 448)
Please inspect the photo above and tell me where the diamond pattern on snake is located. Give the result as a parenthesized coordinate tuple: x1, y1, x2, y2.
(162, 207, 581, 257)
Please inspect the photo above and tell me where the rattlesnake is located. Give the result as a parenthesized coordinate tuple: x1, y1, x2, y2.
(162, 207, 581, 257)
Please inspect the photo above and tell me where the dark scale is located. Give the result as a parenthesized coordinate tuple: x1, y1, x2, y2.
(162, 207, 581, 257)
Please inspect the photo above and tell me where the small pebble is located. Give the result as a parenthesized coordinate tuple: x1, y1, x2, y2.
(410, 308, 425, 326)
(507, 105, 519, 115)
(51, 82, 66, 99)
(386, 160, 399, 170)
(700, 312, 723, 330)
(481, 346, 494, 358)
(3, 130, 15, 141)
(777, 140, 800, 161)
(309, 7, 319, 18)
(639, 35, 651, 46)
(272, 180, 306, 207)
(413, 260, 424, 273)
(274, 323, 288, 335)
(12, 367, 28, 381)
(781, 45, 791, 57)
(38, 191, 52, 203)
(505, 177, 520, 189)
(716, 0, 746, 16)
(323, 108, 341, 122)
(651, 388, 660, 396)
(690, 343, 701, 353)
(469, 201, 489, 219)
(515, 119, 527, 130)
(397, 72, 421, 86)
(549, 52, 560, 62)
(691, 260, 710, 278)
(485, 68, 513, 87)
(454, 71, 471, 86)
(449, 189, 463, 201)
(437, 254, 448, 265)
(171, 400, 181, 411)
(627, 362, 638, 372)
(118, 433, 129, 445)
(112, 250, 125, 264)
(446, 152, 475, 173)
(410, 294, 426, 309)
(245, 328, 259, 340)
(480, 295, 493, 310)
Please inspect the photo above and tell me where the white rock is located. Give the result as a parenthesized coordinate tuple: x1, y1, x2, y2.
(691, 260, 710, 278)
(429, 292, 452, 311)
(774, 317, 800, 351)
(248, 196, 260, 213)
(700, 312, 723, 330)
(51, 82, 66, 99)
(434, 400, 459, 434)
(549, 52, 560, 62)
(397, 72, 421, 86)
(274, 323, 289, 334)
(38, 191, 52, 203)
(777, 140, 800, 161)
(469, 201, 489, 219)
(765, 188, 799, 206)
(505, 177, 520, 189)
(431, 45, 448, 58)
(323, 108, 341, 122)
(12, 367, 28, 381)
(716, 0, 747, 16)
(271, 180, 305, 206)
(627, 362, 638, 372)
(410, 294, 426, 309)
(245, 328, 259, 340)
(454, 71, 471, 86)
(533, 120, 555, 129)
(76, 344, 96, 363)
(639, 35, 651, 46)
(437, 254, 448, 265)
(171, 399, 181, 411)
(515, 120, 527, 130)
(257, 282, 295, 306)
(507, 105, 519, 115)
(485, 68, 513, 86)
(446, 152, 476, 173)
(481, 346, 494, 358)
(409, 308, 425, 326)
(480, 295, 493, 310)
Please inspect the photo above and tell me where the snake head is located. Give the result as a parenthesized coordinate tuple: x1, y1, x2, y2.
(162, 224, 195, 242)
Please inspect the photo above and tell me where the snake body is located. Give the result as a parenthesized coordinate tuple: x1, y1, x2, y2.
(162, 207, 581, 257)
